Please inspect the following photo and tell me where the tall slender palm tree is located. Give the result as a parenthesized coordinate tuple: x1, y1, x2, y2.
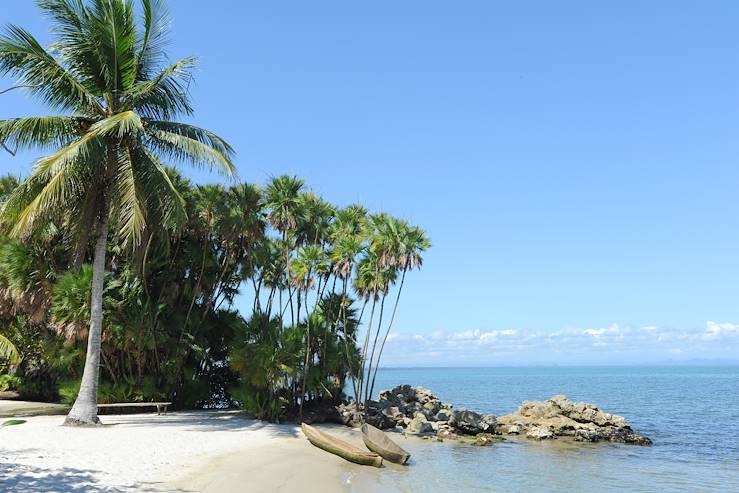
(0, 0, 234, 425)
(291, 244, 328, 416)
(368, 223, 429, 399)
(263, 175, 304, 323)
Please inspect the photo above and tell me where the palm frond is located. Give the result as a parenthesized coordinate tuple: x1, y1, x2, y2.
(0, 116, 86, 154)
(145, 126, 235, 177)
(146, 120, 233, 157)
(32, 130, 100, 180)
(136, 0, 171, 81)
(133, 147, 187, 229)
(0, 24, 103, 114)
(87, 110, 143, 139)
(38, 0, 111, 96)
(9, 156, 95, 237)
(86, 0, 138, 93)
(125, 57, 195, 118)
(116, 145, 146, 247)
(0, 334, 21, 366)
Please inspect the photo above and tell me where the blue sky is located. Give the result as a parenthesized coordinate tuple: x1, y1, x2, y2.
(1, 1, 738, 364)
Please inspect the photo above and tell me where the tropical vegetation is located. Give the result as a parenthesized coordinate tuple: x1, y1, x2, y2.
(0, 170, 429, 421)
(0, 0, 429, 425)
(0, 0, 234, 425)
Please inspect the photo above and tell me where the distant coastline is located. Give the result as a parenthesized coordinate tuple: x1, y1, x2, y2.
(377, 361, 739, 369)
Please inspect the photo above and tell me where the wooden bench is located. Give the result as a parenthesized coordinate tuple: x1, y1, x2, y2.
(97, 402, 172, 415)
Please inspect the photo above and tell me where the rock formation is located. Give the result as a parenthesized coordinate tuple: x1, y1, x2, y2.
(336, 385, 652, 446)
(496, 394, 652, 445)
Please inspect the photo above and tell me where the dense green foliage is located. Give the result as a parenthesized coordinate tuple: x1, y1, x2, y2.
(0, 0, 237, 424)
(0, 0, 428, 422)
(0, 173, 429, 420)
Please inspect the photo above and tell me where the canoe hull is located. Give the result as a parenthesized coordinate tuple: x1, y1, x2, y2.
(361, 424, 411, 465)
(302, 423, 383, 467)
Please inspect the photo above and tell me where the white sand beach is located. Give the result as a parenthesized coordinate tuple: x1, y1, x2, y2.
(0, 410, 378, 492)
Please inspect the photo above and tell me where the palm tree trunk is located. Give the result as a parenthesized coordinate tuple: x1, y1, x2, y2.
(64, 203, 109, 426)
(299, 285, 311, 418)
(369, 266, 407, 400)
(357, 295, 377, 409)
(364, 293, 386, 403)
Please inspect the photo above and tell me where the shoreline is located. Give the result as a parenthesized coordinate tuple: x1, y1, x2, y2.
(1, 410, 378, 493)
(168, 424, 391, 493)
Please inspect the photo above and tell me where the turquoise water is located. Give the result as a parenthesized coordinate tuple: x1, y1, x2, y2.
(354, 366, 739, 492)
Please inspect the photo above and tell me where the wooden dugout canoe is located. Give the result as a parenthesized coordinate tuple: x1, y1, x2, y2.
(301, 423, 383, 467)
(361, 423, 411, 465)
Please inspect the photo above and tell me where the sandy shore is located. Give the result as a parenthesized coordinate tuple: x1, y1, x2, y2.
(0, 410, 379, 492)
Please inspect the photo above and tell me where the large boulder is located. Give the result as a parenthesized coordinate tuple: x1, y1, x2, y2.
(449, 409, 497, 435)
(407, 412, 434, 434)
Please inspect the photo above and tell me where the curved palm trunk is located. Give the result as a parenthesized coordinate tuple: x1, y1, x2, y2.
(65, 207, 109, 426)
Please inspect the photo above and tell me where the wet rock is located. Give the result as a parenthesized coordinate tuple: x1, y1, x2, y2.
(407, 412, 433, 434)
(474, 433, 500, 446)
(449, 409, 496, 435)
(527, 426, 555, 440)
(501, 423, 522, 435)
(436, 427, 459, 441)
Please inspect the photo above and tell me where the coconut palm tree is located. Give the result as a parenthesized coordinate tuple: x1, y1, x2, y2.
(0, 0, 234, 425)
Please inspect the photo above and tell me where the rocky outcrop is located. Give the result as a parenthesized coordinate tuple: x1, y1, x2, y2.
(496, 395, 652, 445)
(355, 385, 499, 444)
(336, 386, 651, 447)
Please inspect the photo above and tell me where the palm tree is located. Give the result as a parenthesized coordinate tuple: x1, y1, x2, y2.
(291, 244, 328, 416)
(368, 223, 429, 399)
(263, 175, 304, 323)
(0, 0, 234, 425)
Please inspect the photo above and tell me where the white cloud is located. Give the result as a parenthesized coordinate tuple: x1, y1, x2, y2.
(703, 321, 739, 340)
(376, 321, 739, 366)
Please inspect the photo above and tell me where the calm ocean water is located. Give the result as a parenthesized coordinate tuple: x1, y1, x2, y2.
(351, 366, 739, 492)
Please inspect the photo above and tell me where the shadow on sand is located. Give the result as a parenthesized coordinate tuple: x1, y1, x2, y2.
(0, 462, 191, 492)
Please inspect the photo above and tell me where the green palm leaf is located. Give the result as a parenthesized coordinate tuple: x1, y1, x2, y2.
(116, 145, 146, 246)
(125, 57, 196, 118)
(146, 127, 235, 176)
(0, 334, 21, 366)
(0, 419, 26, 428)
(0, 24, 103, 114)
(0, 116, 84, 154)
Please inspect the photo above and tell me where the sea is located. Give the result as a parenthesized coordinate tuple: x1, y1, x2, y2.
(349, 366, 739, 492)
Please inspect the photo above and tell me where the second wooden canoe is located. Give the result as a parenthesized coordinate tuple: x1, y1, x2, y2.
(361, 423, 411, 464)
(301, 423, 383, 467)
